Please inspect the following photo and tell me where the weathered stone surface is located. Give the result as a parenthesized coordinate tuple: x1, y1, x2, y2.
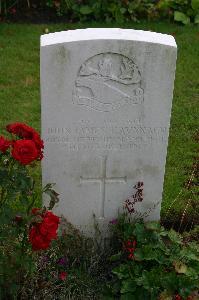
(41, 28, 177, 236)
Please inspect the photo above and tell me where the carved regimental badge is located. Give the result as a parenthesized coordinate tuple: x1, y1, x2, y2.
(72, 53, 144, 112)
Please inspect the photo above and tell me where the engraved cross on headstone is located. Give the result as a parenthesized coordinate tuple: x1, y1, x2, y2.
(80, 156, 127, 218)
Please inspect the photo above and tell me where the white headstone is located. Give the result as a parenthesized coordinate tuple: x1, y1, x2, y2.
(41, 28, 177, 236)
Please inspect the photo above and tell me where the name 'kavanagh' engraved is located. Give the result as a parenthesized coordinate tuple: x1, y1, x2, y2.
(72, 53, 144, 112)
(46, 126, 168, 151)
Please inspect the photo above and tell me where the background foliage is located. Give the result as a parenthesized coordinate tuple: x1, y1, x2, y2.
(1, 0, 199, 24)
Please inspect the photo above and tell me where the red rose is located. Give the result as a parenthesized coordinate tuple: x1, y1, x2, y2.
(32, 133, 44, 160)
(29, 210, 60, 251)
(59, 271, 68, 281)
(12, 140, 39, 165)
(29, 226, 51, 250)
(6, 122, 44, 160)
(0, 136, 11, 153)
(7, 122, 35, 138)
(39, 211, 60, 240)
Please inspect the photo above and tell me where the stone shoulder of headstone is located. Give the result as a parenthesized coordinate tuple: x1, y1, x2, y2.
(41, 28, 177, 237)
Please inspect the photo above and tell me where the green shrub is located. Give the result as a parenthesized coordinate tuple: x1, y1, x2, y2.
(1, 0, 199, 24)
(158, 0, 199, 24)
(46, 0, 159, 22)
(105, 216, 199, 299)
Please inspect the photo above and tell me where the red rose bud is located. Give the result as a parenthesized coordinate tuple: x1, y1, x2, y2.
(31, 208, 41, 215)
(12, 139, 39, 165)
(15, 215, 23, 223)
(59, 271, 68, 281)
(0, 136, 11, 153)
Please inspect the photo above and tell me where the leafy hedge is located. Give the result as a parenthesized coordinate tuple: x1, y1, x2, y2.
(1, 0, 199, 24)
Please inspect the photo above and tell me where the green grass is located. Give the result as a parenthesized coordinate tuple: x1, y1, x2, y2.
(0, 22, 198, 222)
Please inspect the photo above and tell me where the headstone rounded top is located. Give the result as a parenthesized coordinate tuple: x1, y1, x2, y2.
(41, 28, 177, 48)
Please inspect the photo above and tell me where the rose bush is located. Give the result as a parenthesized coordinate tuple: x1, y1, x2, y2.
(0, 122, 60, 299)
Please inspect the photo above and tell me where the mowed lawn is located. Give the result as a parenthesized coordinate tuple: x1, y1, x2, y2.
(0, 22, 198, 223)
